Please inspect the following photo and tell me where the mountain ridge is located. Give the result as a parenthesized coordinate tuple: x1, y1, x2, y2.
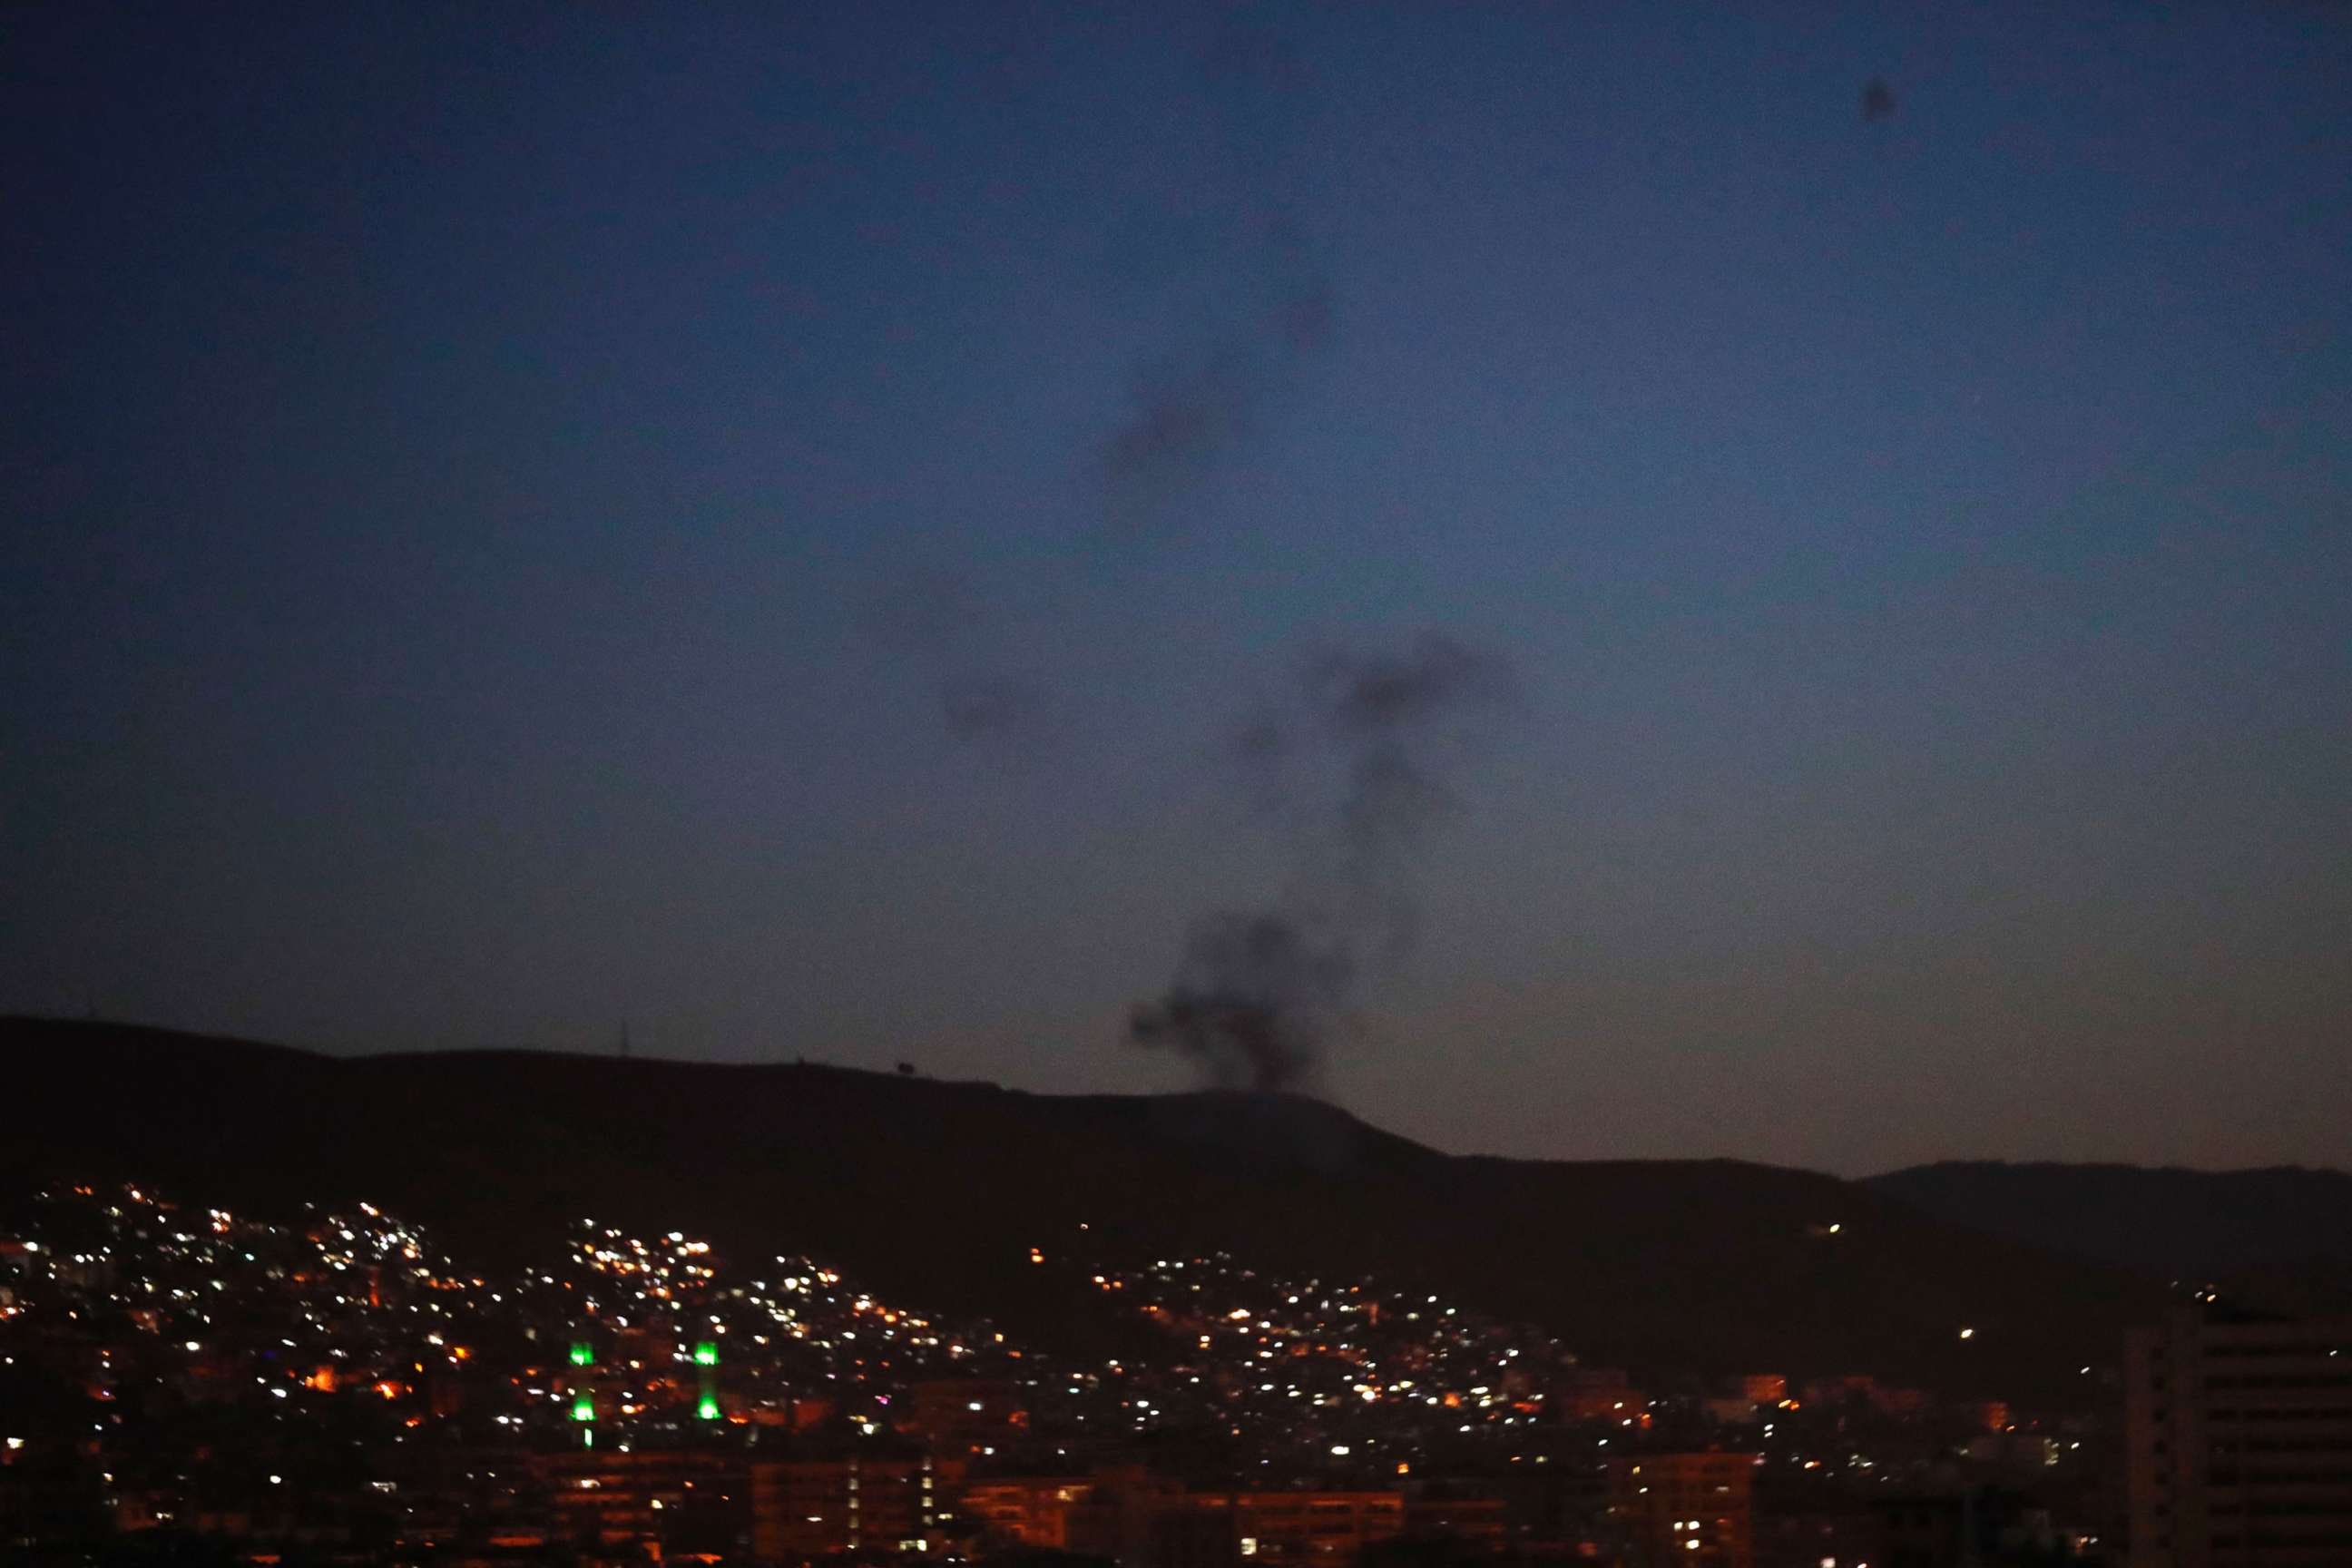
(1863, 1159, 2352, 1314)
(2, 1014, 2171, 1407)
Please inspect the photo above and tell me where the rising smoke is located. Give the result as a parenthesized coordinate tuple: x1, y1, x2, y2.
(1130, 632, 1520, 1092)
(938, 672, 1046, 747)
(867, 564, 1055, 756)
(879, 15, 1336, 748)
(1098, 18, 1335, 525)
(1128, 910, 1352, 1093)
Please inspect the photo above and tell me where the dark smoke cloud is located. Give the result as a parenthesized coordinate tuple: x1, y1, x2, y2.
(1131, 632, 1520, 1091)
(1102, 356, 1257, 508)
(867, 564, 1054, 753)
(1129, 910, 1352, 1093)
(1309, 634, 1520, 961)
(938, 673, 1045, 745)
(1309, 633, 1520, 742)
(889, 20, 1338, 736)
(1097, 17, 1334, 524)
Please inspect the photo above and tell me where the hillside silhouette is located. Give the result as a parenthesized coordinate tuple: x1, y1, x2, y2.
(2, 1016, 2169, 1406)
(1867, 1160, 2352, 1314)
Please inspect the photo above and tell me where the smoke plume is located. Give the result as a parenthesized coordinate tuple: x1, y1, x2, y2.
(867, 564, 1055, 754)
(1131, 632, 1520, 1090)
(938, 673, 1045, 746)
(1128, 911, 1352, 1093)
(1102, 355, 1259, 509)
(1098, 17, 1335, 524)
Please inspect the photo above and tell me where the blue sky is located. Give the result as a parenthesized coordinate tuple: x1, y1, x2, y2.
(5, 3, 2347, 1172)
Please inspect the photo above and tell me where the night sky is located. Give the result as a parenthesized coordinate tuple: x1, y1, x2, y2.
(6, 5, 2348, 1175)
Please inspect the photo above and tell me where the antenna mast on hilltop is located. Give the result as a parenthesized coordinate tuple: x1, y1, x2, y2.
(618, 1019, 631, 1061)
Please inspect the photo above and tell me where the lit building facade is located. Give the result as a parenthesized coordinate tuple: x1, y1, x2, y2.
(1605, 1452, 1755, 1568)
(750, 1438, 936, 1559)
(1188, 1490, 1405, 1565)
(2125, 1308, 2352, 1567)
(962, 1474, 1089, 1549)
(531, 1445, 746, 1558)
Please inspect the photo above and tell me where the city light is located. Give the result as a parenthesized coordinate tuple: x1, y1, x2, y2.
(0, 1177, 2117, 1564)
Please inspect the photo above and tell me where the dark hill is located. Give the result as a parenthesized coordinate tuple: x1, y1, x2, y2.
(1866, 1161, 2352, 1312)
(2, 1016, 2165, 1406)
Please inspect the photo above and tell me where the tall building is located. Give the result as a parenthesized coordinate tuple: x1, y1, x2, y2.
(531, 1445, 746, 1559)
(750, 1430, 938, 1559)
(1561, 1367, 1651, 1426)
(1605, 1452, 1756, 1568)
(1186, 1489, 1406, 1566)
(2124, 1306, 2352, 1567)
(962, 1474, 1092, 1550)
(1065, 1465, 1193, 1564)
(1400, 1488, 1508, 1553)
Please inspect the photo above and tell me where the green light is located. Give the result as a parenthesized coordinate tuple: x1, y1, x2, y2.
(699, 1396, 721, 1420)
(572, 1396, 595, 1423)
(569, 1342, 593, 1367)
(693, 1342, 718, 1367)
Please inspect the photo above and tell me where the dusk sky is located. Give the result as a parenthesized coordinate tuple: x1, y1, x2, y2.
(5, 4, 2348, 1176)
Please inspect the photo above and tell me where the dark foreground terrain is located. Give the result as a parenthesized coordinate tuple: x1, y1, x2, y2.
(3, 1014, 2179, 1402)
